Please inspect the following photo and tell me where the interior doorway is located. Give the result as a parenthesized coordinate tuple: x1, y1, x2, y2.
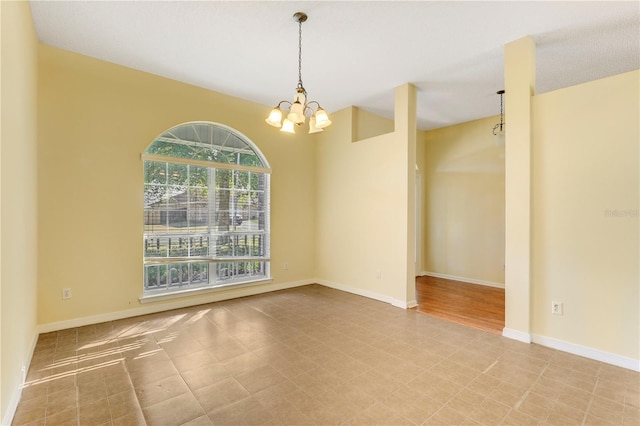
(417, 118, 506, 335)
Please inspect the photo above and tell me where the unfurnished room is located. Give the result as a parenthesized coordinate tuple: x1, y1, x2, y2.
(1, 1, 638, 425)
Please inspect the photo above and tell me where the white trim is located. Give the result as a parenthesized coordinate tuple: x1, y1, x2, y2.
(406, 300, 418, 309)
(316, 279, 412, 309)
(2, 331, 39, 426)
(533, 334, 640, 372)
(502, 327, 532, 343)
(420, 271, 504, 289)
(144, 256, 270, 265)
(38, 279, 312, 334)
(139, 278, 274, 303)
(146, 120, 271, 170)
(2, 379, 22, 426)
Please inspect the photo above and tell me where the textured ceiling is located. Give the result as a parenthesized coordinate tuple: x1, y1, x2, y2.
(30, 1, 640, 130)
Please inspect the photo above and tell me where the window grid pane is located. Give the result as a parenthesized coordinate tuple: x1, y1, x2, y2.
(143, 123, 270, 295)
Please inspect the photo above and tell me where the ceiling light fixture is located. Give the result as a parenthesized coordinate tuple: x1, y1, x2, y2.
(265, 12, 331, 134)
(492, 90, 505, 147)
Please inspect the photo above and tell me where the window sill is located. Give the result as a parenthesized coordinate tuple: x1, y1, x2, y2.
(139, 277, 274, 304)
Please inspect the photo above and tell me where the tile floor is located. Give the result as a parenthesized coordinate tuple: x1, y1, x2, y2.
(11, 284, 640, 425)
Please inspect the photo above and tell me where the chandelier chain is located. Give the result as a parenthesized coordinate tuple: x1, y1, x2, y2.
(500, 92, 504, 127)
(297, 18, 303, 90)
(264, 12, 330, 133)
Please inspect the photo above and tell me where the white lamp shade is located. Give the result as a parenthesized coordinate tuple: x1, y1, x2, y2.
(308, 116, 323, 134)
(280, 119, 295, 133)
(314, 108, 331, 129)
(288, 101, 305, 124)
(265, 108, 283, 127)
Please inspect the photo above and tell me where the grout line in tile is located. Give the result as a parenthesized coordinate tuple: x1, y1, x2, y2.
(581, 376, 599, 426)
(120, 352, 147, 424)
(482, 360, 499, 374)
(513, 390, 529, 411)
(75, 351, 80, 426)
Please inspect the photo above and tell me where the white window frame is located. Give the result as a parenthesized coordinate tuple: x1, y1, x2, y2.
(140, 122, 271, 302)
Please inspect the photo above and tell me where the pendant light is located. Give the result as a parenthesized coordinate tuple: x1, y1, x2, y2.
(265, 12, 331, 134)
(492, 90, 505, 147)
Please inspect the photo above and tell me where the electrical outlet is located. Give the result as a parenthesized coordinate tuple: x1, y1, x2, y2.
(375, 271, 382, 279)
(62, 288, 72, 300)
(284, 263, 288, 270)
(551, 301, 563, 315)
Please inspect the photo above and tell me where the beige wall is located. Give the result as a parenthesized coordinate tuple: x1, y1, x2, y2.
(315, 98, 414, 306)
(422, 116, 505, 285)
(37, 45, 316, 326)
(416, 130, 426, 274)
(351, 107, 394, 142)
(1, 1, 39, 421)
(531, 70, 639, 360)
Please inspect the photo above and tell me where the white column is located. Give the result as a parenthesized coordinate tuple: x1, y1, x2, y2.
(395, 83, 418, 307)
(503, 36, 535, 342)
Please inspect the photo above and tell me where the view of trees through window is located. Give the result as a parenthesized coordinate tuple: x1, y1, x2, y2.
(143, 122, 270, 295)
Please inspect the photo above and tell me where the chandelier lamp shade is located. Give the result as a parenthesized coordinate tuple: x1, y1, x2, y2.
(492, 90, 506, 147)
(265, 12, 332, 134)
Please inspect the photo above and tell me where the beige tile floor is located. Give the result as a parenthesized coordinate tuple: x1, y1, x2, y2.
(11, 284, 640, 426)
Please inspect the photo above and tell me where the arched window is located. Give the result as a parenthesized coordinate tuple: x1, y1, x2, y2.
(142, 122, 270, 297)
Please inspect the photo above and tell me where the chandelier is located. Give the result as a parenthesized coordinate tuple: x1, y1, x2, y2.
(265, 12, 331, 134)
(492, 90, 505, 147)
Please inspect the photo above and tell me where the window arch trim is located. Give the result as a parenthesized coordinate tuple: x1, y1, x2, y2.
(145, 121, 271, 171)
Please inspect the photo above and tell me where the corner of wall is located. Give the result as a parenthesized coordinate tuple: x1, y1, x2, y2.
(1, 1, 40, 423)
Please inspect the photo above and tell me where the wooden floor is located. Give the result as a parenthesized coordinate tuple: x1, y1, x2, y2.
(414, 275, 505, 334)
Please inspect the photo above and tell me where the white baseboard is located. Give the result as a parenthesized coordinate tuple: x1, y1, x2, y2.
(2, 377, 22, 426)
(393, 299, 417, 310)
(502, 329, 639, 371)
(533, 334, 640, 372)
(39, 277, 415, 334)
(502, 327, 532, 343)
(2, 330, 39, 426)
(420, 271, 504, 289)
(420, 273, 638, 371)
(316, 279, 413, 309)
(30, 280, 640, 387)
(38, 279, 313, 334)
